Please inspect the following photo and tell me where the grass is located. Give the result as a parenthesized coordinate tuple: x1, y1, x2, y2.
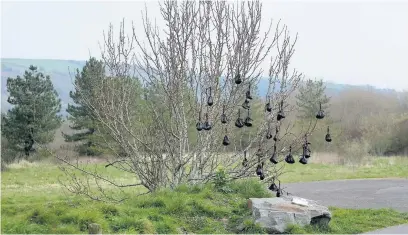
(2, 156, 408, 234)
(280, 156, 408, 183)
(2, 179, 270, 234)
(287, 207, 408, 234)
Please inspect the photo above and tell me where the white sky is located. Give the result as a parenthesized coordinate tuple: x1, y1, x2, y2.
(1, 0, 408, 90)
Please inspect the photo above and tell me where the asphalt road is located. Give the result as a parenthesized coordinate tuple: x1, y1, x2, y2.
(284, 179, 408, 234)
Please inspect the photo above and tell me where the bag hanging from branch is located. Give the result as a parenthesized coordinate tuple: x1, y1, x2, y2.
(285, 146, 295, 164)
(256, 163, 263, 176)
(259, 172, 265, 180)
(235, 109, 244, 128)
(242, 150, 248, 167)
(299, 155, 308, 165)
(222, 128, 230, 146)
(325, 126, 332, 142)
(277, 100, 286, 121)
(203, 113, 212, 131)
(207, 87, 214, 106)
(266, 124, 273, 139)
(234, 73, 242, 85)
(244, 108, 253, 127)
(316, 102, 325, 119)
(269, 181, 278, 191)
(246, 83, 253, 100)
(242, 98, 250, 110)
(221, 105, 228, 124)
(276, 188, 282, 197)
(303, 135, 311, 158)
(273, 126, 280, 142)
(265, 95, 272, 113)
(304, 145, 311, 158)
(256, 153, 263, 176)
(276, 181, 282, 197)
(270, 145, 279, 164)
(196, 110, 203, 131)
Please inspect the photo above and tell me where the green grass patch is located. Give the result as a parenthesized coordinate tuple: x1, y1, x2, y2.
(286, 207, 408, 234)
(280, 156, 408, 183)
(2, 157, 408, 234)
(2, 179, 269, 234)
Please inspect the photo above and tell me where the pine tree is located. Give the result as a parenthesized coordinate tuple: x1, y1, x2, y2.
(63, 57, 105, 155)
(2, 65, 62, 158)
(295, 78, 330, 119)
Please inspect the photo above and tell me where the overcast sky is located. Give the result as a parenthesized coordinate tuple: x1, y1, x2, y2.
(2, 0, 408, 90)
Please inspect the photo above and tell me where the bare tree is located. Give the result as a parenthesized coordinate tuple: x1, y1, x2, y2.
(57, 0, 324, 201)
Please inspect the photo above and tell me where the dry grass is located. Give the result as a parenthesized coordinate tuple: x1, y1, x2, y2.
(305, 152, 340, 164)
(6, 160, 44, 169)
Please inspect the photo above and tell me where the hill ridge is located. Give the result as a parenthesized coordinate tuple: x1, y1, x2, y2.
(1, 58, 398, 115)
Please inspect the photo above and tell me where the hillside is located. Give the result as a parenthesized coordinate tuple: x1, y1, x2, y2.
(1, 59, 86, 115)
(1, 58, 398, 116)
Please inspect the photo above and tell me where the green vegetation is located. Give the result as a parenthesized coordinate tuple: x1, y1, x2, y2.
(63, 57, 105, 156)
(2, 157, 408, 234)
(280, 156, 408, 183)
(1, 1, 407, 232)
(326, 88, 408, 157)
(296, 78, 330, 119)
(287, 207, 408, 234)
(2, 59, 408, 159)
(1, 65, 62, 162)
(2, 175, 270, 234)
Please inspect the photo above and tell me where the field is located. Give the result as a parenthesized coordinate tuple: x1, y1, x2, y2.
(2, 156, 408, 234)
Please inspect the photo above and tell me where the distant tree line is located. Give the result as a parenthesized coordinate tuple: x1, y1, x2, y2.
(2, 60, 407, 172)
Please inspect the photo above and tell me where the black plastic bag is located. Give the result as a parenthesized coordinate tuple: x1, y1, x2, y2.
(244, 109, 253, 127)
(196, 111, 203, 131)
(242, 150, 248, 167)
(235, 73, 242, 85)
(221, 113, 228, 124)
(256, 163, 263, 176)
(277, 100, 285, 121)
(265, 96, 272, 112)
(242, 98, 250, 110)
(196, 122, 203, 131)
(299, 155, 308, 165)
(285, 146, 295, 164)
(203, 113, 212, 130)
(276, 189, 282, 197)
(207, 87, 214, 106)
(316, 102, 325, 119)
(222, 135, 230, 146)
(235, 109, 244, 128)
(268, 182, 278, 191)
(266, 131, 273, 139)
(259, 173, 265, 180)
(325, 126, 332, 142)
(273, 126, 279, 142)
(266, 123, 273, 139)
(303, 136, 311, 158)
